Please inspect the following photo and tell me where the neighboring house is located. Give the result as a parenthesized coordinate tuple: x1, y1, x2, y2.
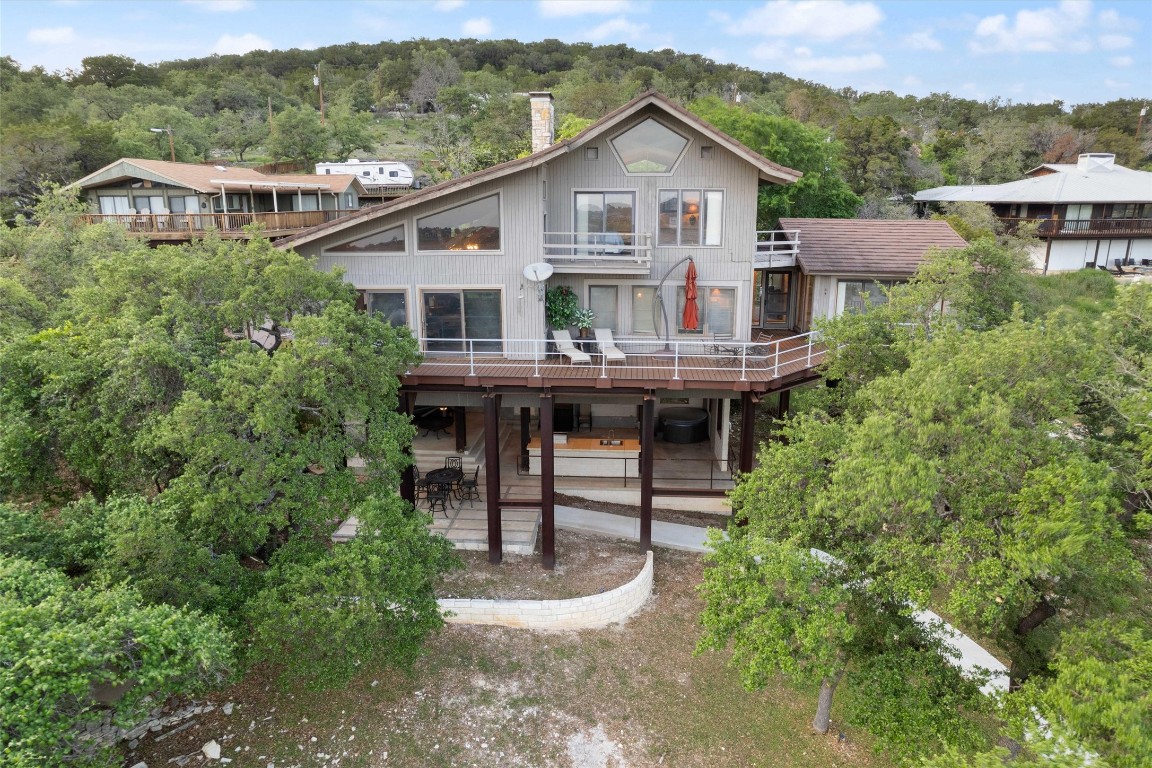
(67, 158, 367, 242)
(280, 90, 822, 567)
(914, 153, 1152, 273)
(771, 218, 969, 327)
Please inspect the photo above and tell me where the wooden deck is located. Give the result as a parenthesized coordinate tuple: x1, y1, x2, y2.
(403, 332, 825, 392)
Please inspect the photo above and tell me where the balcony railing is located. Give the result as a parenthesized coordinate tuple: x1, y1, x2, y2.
(754, 230, 800, 266)
(78, 209, 360, 236)
(542, 232, 653, 274)
(999, 217, 1152, 237)
(410, 332, 824, 383)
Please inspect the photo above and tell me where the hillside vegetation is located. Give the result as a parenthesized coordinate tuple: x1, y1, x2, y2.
(2, 38, 1149, 222)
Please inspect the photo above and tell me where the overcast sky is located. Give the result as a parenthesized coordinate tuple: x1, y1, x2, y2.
(2, 0, 1149, 107)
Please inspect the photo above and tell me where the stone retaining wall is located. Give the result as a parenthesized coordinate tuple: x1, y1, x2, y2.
(438, 550, 653, 629)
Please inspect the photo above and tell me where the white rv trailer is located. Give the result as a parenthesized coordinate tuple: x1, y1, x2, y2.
(315, 159, 415, 187)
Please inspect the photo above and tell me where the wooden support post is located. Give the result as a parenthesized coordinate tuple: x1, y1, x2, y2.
(398, 392, 415, 506)
(778, 389, 791, 419)
(740, 390, 756, 474)
(483, 393, 502, 564)
(639, 395, 654, 550)
(454, 405, 467, 453)
(540, 393, 555, 570)
(520, 407, 532, 472)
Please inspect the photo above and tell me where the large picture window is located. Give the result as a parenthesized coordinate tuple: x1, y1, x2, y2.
(417, 195, 501, 252)
(422, 289, 502, 352)
(658, 190, 722, 246)
(329, 224, 405, 253)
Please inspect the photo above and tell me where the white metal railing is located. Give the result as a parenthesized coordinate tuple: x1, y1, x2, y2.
(542, 232, 653, 273)
(412, 331, 823, 382)
(753, 230, 800, 266)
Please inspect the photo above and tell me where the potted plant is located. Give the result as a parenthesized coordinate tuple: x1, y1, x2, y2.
(573, 307, 596, 338)
(544, 285, 579, 330)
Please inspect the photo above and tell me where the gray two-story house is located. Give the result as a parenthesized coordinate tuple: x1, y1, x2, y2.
(281, 91, 825, 567)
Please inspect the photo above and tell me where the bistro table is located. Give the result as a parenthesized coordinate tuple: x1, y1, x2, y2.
(424, 467, 463, 504)
(413, 407, 454, 439)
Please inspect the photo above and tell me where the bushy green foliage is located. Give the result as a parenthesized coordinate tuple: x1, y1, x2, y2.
(0, 554, 232, 766)
(688, 97, 862, 225)
(247, 495, 460, 689)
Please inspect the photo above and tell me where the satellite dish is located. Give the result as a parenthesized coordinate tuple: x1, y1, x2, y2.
(522, 262, 554, 282)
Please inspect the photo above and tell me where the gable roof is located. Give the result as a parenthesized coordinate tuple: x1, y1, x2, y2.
(915, 164, 1151, 206)
(278, 91, 803, 250)
(781, 217, 968, 277)
(66, 158, 366, 196)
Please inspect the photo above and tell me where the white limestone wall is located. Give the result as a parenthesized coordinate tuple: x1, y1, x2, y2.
(439, 551, 653, 629)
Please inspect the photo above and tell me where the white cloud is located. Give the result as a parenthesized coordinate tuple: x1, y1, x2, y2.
(28, 26, 78, 45)
(1109, 55, 1133, 68)
(1104, 78, 1130, 89)
(587, 17, 648, 40)
(902, 30, 943, 51)
(1099, 33, 1132, 50)
(903, 75, 923, 87)
(751, 42, 884, 73)
(182, 0, 252, 11)
(434, 0, 465, 10)
(538, 0, 632, 18)
(212, 32, 272, 55)
(462, 17, 493, 36)
(707, 10, 731, 25)
(1097, 9, 1120, 26)
(970, 1, 1093, 54)
(728, 1, 883, 41)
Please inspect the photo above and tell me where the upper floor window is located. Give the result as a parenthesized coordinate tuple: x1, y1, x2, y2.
(417, 194, 501, 251)
(362, 290, 408, 327)
(610, 119, 688, 174)
(328, 223, 405, 253)
(658, 190, 723, 246)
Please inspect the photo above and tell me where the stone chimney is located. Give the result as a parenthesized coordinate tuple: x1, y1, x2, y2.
(529, 91, 554, 154)
(1076, 153, 1116, 172)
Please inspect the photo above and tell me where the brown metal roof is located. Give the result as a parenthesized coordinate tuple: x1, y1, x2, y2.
(781, 218, 968, 277)
(68, 158, 365, 195)
(278, 91, 804, 250)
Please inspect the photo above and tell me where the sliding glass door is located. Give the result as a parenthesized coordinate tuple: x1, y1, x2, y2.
(422, 289, 502, 353)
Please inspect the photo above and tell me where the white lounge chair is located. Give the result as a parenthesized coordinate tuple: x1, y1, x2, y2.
(551, 329, 592, 365)
(594, 328, 626, 364)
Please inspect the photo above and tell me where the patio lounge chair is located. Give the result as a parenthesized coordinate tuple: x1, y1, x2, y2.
(551, 329, 592, 365)
(594, 328, 626, 364)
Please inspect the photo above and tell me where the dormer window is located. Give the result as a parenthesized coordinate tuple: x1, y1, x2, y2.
(610, 118, 688, 174)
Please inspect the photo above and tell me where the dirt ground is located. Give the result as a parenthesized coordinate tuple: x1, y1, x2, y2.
(126, 526, 888, 768)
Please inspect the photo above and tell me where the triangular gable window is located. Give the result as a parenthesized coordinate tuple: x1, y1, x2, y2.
(328, 224, 405, 253)
(610, 118, 689, 174)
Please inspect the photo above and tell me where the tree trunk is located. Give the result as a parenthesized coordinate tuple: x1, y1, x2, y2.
(812, 670, 845, 734)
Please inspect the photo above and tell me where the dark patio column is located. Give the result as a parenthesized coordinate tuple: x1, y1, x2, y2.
(483, 392, 502, 564)
(540, 393, 555, 570)
(519, 407, 532, 472)
(398, 391, 415, 506)
(639, 394, 654, 550)
(739, 391, 756, 474)
(454, 406, 467, 453)
(778, 389, 791, 419)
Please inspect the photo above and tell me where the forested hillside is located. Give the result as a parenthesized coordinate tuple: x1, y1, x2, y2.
(2, 37, 1149, 222)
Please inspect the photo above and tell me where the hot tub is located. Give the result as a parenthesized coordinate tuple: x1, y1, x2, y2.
(659, 407, 709, 444)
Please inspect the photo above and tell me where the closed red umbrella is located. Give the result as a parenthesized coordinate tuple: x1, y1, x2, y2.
(682, 259, 699, 331)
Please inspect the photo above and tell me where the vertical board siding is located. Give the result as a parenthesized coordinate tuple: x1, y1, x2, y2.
(306, 105, 783, 346)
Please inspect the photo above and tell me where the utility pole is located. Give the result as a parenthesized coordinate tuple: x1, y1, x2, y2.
(314, 64, 325, 126)
(149, 127, 175, 162)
